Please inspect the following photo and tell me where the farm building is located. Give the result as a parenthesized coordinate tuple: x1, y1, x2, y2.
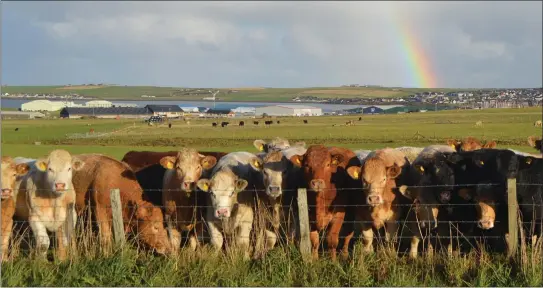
(85, 100, 113, 108)
(21, 100, 79, 112)
(231, 107, 256, 116)
(60, 107, 149, 119)
(1, 111, 45, 119)
(180, 107, 200, 113)
(255, 105, 322, 116)
(145, 105, 184, 118)
(205, 109, 235, 118)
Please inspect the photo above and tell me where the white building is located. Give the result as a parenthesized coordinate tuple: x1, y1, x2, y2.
(21, 100, 79, 112)
(85, 100, 113, 108)
(255, 105, 322, 116)
(180, 107, 200, 113)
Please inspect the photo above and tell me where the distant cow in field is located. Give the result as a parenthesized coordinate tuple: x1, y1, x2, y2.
(358, 117, 362, 121)
(221, 122, 229, 127)
(303, 120, 308, 124)
(212, 122, 217, 127)
(534, 120, 542, 127)
(345, 120, 354, 126)
(265, 120, 273, 126)
(253, 121, 259, 125)
(277, 120, 280, 124)
(475, 121, 483, 127)
(168, 123, 172, 128)
(239, 121, 245, 127)
(528, 136, 542, 153)
(14, 128, 18, 132)
(89, 128, 95, 134)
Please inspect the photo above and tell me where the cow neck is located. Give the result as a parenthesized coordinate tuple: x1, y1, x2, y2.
(26, 172, 67, 221)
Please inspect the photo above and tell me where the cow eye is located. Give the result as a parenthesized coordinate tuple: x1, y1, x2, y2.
(68, 168, 71, 172)
(196, 166, 201, 171)
(326, 163, 330, 167)
(48, 168, 53, 172)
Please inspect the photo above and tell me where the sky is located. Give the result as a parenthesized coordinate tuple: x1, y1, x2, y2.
(2, 1, 542, 88)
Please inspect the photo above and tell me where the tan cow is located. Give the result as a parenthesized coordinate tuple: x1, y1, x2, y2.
(160, 148, 217, 252)
(72, 154, 171, 254)
(475, 121, 483, 127)
(14, 150, 84, 260)
(1, 157, 30, 261)
(446, 137, 497, 152)
(534, 120, 542, 127)
(528, 136, 542, 153)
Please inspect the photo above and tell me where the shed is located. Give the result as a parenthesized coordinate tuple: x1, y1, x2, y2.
(21, 100, 77, 112)
(255, 105, 322, 116)
(145, 105, 184, 118)
(60, 107, 149, 119)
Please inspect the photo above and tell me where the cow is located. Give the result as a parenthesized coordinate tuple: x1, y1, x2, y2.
(239, 121, 245, 127)
(72, 154, 171, 254)
(277, 121, 280, 124)
(290, 145, 360, 261)
(14, 128, 19, 132)
(528, 136, 542, 153)
(265, 120, 273, 126)
(395, 146, 424, 163)
(212, 122, 217, 127)
(1, 157, 30, 262)
(160, 148, 218, 252)
(475, 121, 483, 127)
(345, 148, 411, 255)
(446, 137, 497, 152)
(253, 121, 259, 125)
(89, 128, 95, 134)
(168, 123, 172, 128)
(303, 120, 308, 124)
(196, 152, 267, 259)
(397, 145, 457, 258)
(14, 150, 84, 260)
(345, 120, 354, 126)
(534, 120, 542, 127)
(253, 137, 306, 154)
(221, 122, 229, 127)
(358, 117, 362, 121)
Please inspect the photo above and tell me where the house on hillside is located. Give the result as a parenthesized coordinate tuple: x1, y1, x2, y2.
(144, 105, 184, 118)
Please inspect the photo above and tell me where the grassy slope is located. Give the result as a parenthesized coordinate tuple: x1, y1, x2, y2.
(1, 85, 470, 101)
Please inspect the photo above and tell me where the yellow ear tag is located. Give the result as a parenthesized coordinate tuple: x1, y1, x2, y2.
(332, 159, 338, 165)
(296, 158, 301, 164)
(259, 145, 264, 151)
(353, 170, 359, 179)
(254, 160, 261, 168)
(526, 158, 532, 164)
(202, 183, 209, 191)
(38, 162, 47, 171)
(166, 161, 174, 169)
(479, 160, 484, 166)
(449, 144, 456, 149)
(419, 166, 424, 172)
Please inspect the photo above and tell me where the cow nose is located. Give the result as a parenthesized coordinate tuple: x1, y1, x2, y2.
(367, 195, 382, 206)
(310, 179, 325, 191)
(267, 186, 281, 197)
(215, 208, 230, 219)
(1, 189, 13, 198)
(478, 219, 494, 230)
(182, 181, 194, 191)
(55, 183, 66, 190)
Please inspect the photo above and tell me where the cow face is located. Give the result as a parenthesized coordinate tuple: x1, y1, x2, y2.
(249, 151, 289, 199)
(35, 150, 84, 195)
(197, 170, 248, 219)
(160, 149, 217, 194)
(292, 146, 344, 194)
(1, 157, 30, 200)
(129, 201, 171, 254)
(347, 158, 401, 206)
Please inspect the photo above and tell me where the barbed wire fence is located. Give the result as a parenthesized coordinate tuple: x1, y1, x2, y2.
(3, 181, 542, 262)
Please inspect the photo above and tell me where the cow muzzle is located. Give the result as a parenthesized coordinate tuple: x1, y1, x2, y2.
(1, 189, 13, 199)
(478, 218, 494, 230)
(267, 186, 282, 198)
(366, 194, 383, 206)
(54, 182, 67, 191)
(215, 208, 231, 219)
(310, 179, 326, 192)
(182, 181, 195, 192)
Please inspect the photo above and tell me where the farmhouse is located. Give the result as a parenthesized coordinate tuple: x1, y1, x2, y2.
(60, 107, 149, 119)
(145, 105, 184, 118)
(255, 105, 322, 116)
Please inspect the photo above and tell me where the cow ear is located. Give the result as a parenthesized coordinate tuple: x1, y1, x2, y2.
(519, 156, 535, 170)
(235, 179, 248, 193)
(71, 157, 85, 171)
(201, 156, 217, 170)
(196, 179, 212, 192)
(346, 166, 361, 180)
(446, 139, 458, 150)
(398, 185, 415, 200)
(413, 164, 425, 175)
(483, 141, 497, 149)
(331, 154, 344, 166)
(35, 159, 48, 172)
(387, 164, 402, 179)
(249, 157, 263, 171)
(290, 155, 303, 167)
(14, 163, 30, 176)
(254, 140, 267, 152)
(160, 156, 177, 170)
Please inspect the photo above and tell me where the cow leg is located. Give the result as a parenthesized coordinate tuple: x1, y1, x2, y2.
(94, 206, 112, 250)
(208, 221, 224, 253)
(236, 214, 253, 260)
(361, 226, 374, 253)
(409, 236, 420, 259)
(310, 230, 320, 260)
(326, 218, 346, 261)
(265, 229, 277, 250)
(340, 231, 354, 261)
(384, 221, 399, 246)
(29, 217, 50, 258)
(1, 217, 13, 262)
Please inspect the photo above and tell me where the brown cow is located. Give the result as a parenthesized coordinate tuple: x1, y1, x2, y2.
(446, 137, 497, 152)
(1, 157, 30, 261)
(72, 154, 171, 254)
(160, 148, 217, 252)
(528, 136, 542, 153)
(346, 148, 411, 254)
(291, 145, 360, 261)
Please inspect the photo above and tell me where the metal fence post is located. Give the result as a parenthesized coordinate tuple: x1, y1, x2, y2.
(110, 188, 125, 246)
(296, 188, 311, 262)
(506, 178, 518, 258)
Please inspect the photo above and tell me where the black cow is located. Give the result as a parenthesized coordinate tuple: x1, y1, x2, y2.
(239, 121, 245, 127)
(212, 122, 218, 127)
(253, 121, 259, 125)
(221, 121, 229, 127)
(14, 128, 19, 131)
(168, 123, 172, 128)
(265, 120, 273, 126)
(358, 117, 362, 121)
(277, 120, 280, 124)
(303, 120, 308, 124)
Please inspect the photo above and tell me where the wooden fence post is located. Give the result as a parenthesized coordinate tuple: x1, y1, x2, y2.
(110, 188, 125, 247)
(297, 188, 311, 262)
(506, 178, 518, 258)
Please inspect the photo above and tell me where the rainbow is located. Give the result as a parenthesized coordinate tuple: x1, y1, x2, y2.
(393, 9, 438, 88)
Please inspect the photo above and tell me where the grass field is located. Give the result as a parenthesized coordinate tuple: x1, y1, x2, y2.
(2, 85, 471, 101)
(1, 107, 542, 286)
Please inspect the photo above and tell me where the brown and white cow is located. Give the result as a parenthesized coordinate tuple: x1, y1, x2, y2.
(291, 145, 360, 261)
(1, 157, 30, 261)
(196, 152, 266, 259)
(346, 148, 411, 253)
(72, 154, 171, 254)
(14, 150, 84, 260)
(160, 148, 217, 252)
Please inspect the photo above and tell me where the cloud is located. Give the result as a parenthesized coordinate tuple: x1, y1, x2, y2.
(2, 1, 542, 88)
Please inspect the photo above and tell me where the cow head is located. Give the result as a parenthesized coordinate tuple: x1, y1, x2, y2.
(160, 148, 217, 194)
(347, 158, 401, 206)
(291, 145, 344, 194)
(197, 169, 248, 219)
(128, 200, 171, 254)
(34, 150, 85, 195)
(528, 136, 542, 152)
(249, 151, 291, 199)
(1, 157, 30, 200)
(253, 137, 291, 153)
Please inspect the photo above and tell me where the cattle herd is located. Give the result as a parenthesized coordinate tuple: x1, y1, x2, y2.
(1, 136, 542, 262)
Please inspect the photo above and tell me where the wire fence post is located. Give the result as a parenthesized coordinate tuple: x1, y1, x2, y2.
(296, 188, 311, 262)
(110, 188, 125, 247)
(506, 178, 518, 258)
